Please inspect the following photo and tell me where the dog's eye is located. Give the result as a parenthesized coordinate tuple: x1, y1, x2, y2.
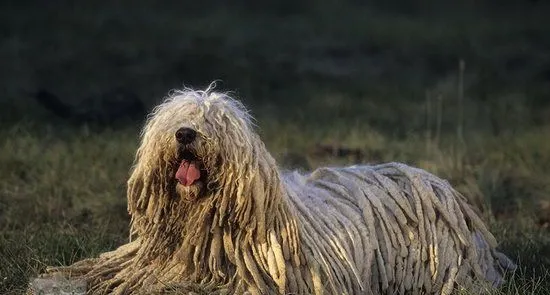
(206, 182, 218, 190)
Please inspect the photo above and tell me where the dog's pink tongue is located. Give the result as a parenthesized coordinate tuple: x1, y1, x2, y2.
(176, 160, 201, 186)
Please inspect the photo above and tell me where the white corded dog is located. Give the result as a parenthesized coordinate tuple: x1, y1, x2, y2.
(44, 86, 515, 295)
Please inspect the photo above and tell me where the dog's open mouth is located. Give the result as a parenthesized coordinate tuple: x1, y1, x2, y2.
(175, 149, 203, 186)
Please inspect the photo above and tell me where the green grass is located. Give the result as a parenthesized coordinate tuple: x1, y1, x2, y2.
(1, 1, 549, 294)
(1, 123, 549, 294)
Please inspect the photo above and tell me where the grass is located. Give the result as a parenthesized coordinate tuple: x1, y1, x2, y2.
(1, 123, 549, 294)
(1, 1, 549, 294)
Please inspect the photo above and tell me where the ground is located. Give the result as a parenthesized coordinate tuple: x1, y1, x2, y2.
(0, 1, 549, 294)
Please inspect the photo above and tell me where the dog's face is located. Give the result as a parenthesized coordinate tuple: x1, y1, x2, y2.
(143, 91, 255, 203)
(128, 89, 279, 236)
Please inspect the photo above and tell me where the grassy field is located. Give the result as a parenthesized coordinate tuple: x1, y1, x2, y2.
(1, 1, 549, 294)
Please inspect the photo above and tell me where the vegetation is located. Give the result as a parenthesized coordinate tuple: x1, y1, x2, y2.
(1, 1, 549, 294)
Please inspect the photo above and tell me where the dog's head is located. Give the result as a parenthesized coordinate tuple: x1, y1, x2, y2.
(127, 86, 281, 239)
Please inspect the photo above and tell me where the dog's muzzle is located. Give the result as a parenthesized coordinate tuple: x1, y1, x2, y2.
(174, 127, 202, 187)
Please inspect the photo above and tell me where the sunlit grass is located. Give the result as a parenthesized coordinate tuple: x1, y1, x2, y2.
(0, 120, 548, 294)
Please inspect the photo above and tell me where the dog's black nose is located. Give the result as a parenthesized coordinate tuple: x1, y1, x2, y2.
(175, 127, 197, 144)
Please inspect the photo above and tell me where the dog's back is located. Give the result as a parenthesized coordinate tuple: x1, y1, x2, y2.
(282, 163, 515, 294)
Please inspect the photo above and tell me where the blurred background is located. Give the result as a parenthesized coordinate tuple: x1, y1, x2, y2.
(1, 1, 549, 294)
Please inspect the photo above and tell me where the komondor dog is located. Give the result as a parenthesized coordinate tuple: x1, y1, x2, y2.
(44, 86, 515, 295)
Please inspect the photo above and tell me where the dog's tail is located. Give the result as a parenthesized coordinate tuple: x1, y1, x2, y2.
(34, 90, 74, 119)
(472, 231, 517, 287)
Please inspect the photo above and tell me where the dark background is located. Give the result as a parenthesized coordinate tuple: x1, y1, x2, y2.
(2, 1, 549, 132)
